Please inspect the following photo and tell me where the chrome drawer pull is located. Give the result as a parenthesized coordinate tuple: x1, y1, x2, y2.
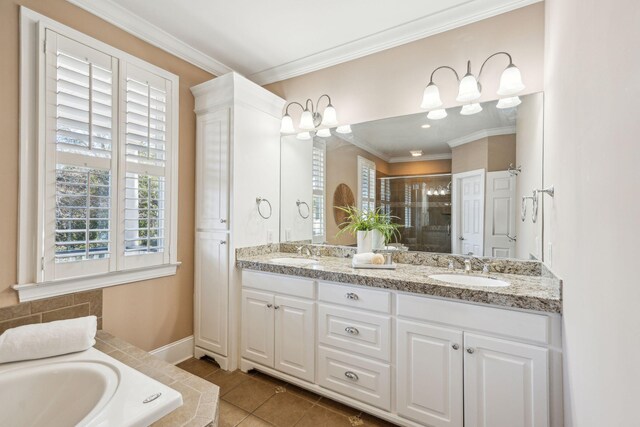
(344, 327, 360, 335)
(345, 292, 359, 300)
(344, 371, 359, 381)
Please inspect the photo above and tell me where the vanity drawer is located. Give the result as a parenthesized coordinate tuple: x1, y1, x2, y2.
(318, 304, 391, 361)
(317, 346, 391, 411)
(397, 293, 551, 345)
(242, 270, 315, 299)
(318, 282, 391, 314)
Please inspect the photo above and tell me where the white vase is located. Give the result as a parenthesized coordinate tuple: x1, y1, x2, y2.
(371, 229, 385, 250)
(356, 230, 373, 254)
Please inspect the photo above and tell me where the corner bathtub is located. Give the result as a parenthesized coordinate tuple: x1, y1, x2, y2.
(0, 347, 182, 427)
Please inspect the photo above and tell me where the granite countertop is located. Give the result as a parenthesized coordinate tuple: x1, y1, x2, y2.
(94, 331, 219, 427)
(236, 252, 562, 314)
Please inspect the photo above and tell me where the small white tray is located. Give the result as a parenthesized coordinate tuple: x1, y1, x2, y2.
(351, 262, 397, 270)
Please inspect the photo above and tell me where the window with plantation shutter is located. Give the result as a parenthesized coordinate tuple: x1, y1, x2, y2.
(43, 30, 118, 280)
(312, 141, 326, 243)
(357, 156, 376, 214)
(17, 11, 180, 298)
(121, 64, 173, 268)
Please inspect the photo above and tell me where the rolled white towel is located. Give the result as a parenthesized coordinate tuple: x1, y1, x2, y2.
(0, 315, 97, 364)
(353, 253, 385, 265)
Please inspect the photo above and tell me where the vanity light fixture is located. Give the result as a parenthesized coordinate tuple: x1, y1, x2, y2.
(496, 96, 522, 109)
(316, 128, 332, 138)
(410, 150, 423, 157)
(280, 94, 339, 134)
(296, 131, 312, 140)
(427, 109, 447, 120)
(460, 103, 483, 115)
(335, 124, 352, 134)
(421, 52, 525, 117)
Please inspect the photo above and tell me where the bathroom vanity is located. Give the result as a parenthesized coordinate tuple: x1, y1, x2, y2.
(236, 250, 562, 427)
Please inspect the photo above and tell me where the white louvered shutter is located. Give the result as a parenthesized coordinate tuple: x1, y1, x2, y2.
(43, 29, 118, 281)
(312, 141, 326, 243)
(120, 63, 173, 269)
(358, 156, 376, 213)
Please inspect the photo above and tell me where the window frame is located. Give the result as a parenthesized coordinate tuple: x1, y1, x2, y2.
(15, 7, 179, 302)
(311, 140, 326, 244)
(357, 156, 376, 214)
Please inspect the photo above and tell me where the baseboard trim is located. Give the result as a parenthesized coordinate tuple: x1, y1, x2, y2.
(150, 335, 194, 365)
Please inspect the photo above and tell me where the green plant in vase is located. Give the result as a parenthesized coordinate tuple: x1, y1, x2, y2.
(336, 206, 401, 253)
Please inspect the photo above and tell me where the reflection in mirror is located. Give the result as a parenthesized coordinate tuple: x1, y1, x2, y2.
(280, 92, 543, 260)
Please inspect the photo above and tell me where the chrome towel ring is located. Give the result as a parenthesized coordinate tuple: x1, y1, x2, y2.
(256, 197, 272, 219)
(521, 193, 538, 223)
(296, 200, 310, 219)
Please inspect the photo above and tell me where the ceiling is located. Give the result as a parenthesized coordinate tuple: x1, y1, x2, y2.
(347, 98, 518, 161)
(68, 0, 541, 85)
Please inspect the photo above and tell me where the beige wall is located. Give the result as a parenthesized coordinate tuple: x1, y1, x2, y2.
(544, 0, 640, 425)
(265, 3, 544, 128)
(0, 0, 214, 350)
(451, 135, 516, 174)
(387, 160, 451, 176)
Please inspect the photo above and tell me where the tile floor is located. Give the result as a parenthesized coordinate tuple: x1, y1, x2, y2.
(176, 357, 399, 427)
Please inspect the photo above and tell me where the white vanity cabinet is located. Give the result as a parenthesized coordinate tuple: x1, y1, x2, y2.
(240, 270, 562, 427)
(241, 271, 316, 382)
(192, 73, 285, 370)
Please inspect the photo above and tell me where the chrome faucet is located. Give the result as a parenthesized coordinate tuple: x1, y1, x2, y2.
(297, 246, 313, 258)
(463, 258, 472, 274)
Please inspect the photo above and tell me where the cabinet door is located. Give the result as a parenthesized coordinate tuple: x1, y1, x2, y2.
(241, 289, 275, 367)
(274, 295, 315, 382)
(194, 232, 229, 355)
(464, 333, 549, 427)
(396, 320, 463, 427)
(196, 109, 230, 230)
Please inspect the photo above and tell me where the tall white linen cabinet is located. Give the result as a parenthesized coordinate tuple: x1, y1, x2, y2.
(191, 73, 285, 370)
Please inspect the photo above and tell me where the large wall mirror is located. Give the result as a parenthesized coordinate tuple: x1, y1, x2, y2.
(280, 92, 544, 260)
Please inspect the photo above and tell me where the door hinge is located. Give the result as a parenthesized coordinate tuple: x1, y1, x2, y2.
(43, 39, 47, 54)
(41, 257, 45, 271)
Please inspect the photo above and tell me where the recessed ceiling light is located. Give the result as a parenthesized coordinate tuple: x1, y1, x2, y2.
(410, 150, 423, 157)
(421, 124, 431, 129)
(336, 125, 352, 134)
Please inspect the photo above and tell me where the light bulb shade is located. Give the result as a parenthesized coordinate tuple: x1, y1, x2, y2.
(460, 103, 483, 116)
(280, 114, 295, 134)
(299, 109, 315, 130)
(336, 125, 352, 134)
(316, 128, 331, 138)
(427, 109, 447, 120)
(497, 65, 525, 96)
(321, 104, 338, 126)
(296, 131, 312, 140)
(456, 74, 481, 102)
(421, 83, 443, 109)
(496, 96, 522, 109)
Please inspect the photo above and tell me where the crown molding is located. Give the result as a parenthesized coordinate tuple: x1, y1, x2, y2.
(447, 126, 516, 148)
(249, 0, 542, 85)
(332, 133, 391, 162)
(389, 153, 453, 163)
(66, 0, 234, 77)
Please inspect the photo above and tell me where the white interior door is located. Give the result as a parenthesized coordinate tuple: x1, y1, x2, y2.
(274, 295, 315, 382)
(396, 320, 463, 427)
(464, 333, 549, 427)
(484, 171, 517, 258)
(194, 231, 229, 356)
(452, 170, 485, 255)
(241, 289, 275, 367)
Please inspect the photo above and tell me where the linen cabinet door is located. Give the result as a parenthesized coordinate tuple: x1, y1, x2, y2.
(241, 289, 275, 367)
(396, 319, 463, 427)
(196, 109, 230, 231)
(274, 295, 315, 382)
(464, 333, 549, 427)
(194, 231, 229, 356)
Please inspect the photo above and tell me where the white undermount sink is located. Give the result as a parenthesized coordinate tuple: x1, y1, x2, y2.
(270, 257, 319, 266)
(429, 273, 510, 288)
